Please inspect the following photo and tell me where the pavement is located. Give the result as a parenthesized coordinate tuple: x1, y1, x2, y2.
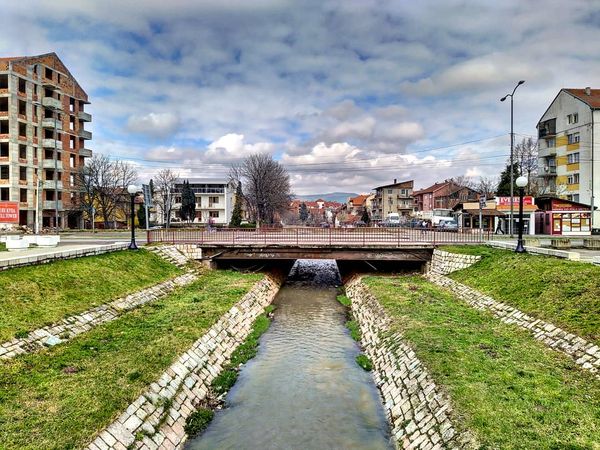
(0, 241, 129, 264)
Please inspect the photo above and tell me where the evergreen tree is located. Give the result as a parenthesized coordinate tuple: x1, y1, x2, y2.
(299, 203, 309, 223)
(229, 182, 243, 227)
(496, 163, 520, 196)
(137, 202, 146, 228)
(148, 179, 155, 198)
(361, 209, 370, 225)
(180, 180, 196, 222)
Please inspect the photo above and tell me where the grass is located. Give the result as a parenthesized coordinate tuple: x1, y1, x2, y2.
(184, 408, 214, 437)
(211, 305, 275, 396)
(345, 320, 361, 341)
(364, 275, 600, 449)
(0, 269, 262, 450)
(0, 242, 6, 251)
(336, 294, 351, 307)
(0, 249, 182, 342)
(355, 354, 373, 371)
(439, 245, 600, 343)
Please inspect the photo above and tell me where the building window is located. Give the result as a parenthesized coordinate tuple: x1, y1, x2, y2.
(209, 196, 219, 206)
(0, 187, 8, 200)
(567, 173, 580, 185)
(209, 211, 219, 218)
(387, 189, 393, 194)
(567, 113, 579, 124)
(18, 78, 26, 93)
(19, 166, 27, 181)
(45, 67, 53, 80)
(546, 137, 555, 148)
(567, 153, 579, 164)
(19, 145, 27, 160)
(567, 132, 580, 144)
(0, 143, 8, 158)
(20, 188, 27, 202)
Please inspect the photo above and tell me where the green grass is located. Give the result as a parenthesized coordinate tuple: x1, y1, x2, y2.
(0, 242, 6, 251)
(355, 354, 373, 371)
(364, 275, 600, 449)
(0, 249, 182, 342)
(440, 245, 600, 343)
(0, 270, 262, 450)
(211, 306, 275, 396)
(336, 294, 351, 307)
(184, 408, 214, 437)
(345, 320, 361, 341)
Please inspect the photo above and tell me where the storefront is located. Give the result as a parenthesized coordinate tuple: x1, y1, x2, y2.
(534, 197, 593, 236)
(454, 197, 537, 235)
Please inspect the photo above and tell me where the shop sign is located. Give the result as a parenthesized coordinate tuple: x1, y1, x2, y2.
(0, 201, 19, 223)
(551, 200, 586, 211)
(496, 196, 534, 206)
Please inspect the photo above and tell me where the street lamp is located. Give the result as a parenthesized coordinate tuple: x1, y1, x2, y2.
(127, 184, 139, 250)
(515, 176, 528, 253)
(500, 80, 525, 237)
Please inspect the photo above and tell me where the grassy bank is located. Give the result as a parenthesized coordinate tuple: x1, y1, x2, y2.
(0, 249, 182, 342)
(0, 270, 262, 450)
(439, 245, 600, 343)
(364, 275, 600, 449)
(0, 242, 6, 251)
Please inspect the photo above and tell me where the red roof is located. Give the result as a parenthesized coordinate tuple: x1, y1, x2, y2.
(564, 88, 600, 109)
(349, 194, 369, 206)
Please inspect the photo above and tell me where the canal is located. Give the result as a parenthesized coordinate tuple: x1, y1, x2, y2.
(186, 260, 391, 449)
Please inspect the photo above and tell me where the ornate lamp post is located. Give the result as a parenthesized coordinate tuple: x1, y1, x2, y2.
(127, 184, 139, 250)
(500, 80, 525, 237)
(515, 176, 528, 253)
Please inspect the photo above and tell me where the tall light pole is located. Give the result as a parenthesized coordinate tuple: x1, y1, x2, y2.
(515, 176, 528, 253)
(127, 184, 139, 250)
(500, 80, 525, 237)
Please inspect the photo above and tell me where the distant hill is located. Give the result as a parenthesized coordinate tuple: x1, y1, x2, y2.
(295, 192, 359, 203)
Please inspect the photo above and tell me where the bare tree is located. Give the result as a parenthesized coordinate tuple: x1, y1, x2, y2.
(451, 175, 475, 189)
(230, 154, 291, 226)
(75, 154, 138, 228)
(515, 137, 539, 195)
(476, 176, 498, 199)
(154, 168, 179, 227)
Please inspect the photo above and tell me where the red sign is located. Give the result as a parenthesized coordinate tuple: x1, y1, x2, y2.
(551, 200, 587, 211)
(0, 201, 19, 223)
(496, 196, 534, 206)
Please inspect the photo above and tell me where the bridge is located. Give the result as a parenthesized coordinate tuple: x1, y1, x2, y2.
(147, 227, 488, 270)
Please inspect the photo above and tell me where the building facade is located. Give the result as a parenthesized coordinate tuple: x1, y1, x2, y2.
(413, 180, 479, 214)
(0, 52, 91, 230)
(172, 178, 235, 225)
(371, 179, 414, 221)
(537, 88, 600, 227)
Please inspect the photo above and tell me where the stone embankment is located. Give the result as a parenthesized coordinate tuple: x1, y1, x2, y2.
(346, 277, 474, 449)
(427, 249, 600, 376)
(0, 273, 197, 360)
(428, 249, 481, 275)
(86, 272, 284, 450)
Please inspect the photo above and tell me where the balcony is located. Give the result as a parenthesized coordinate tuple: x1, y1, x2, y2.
(540, 166, 557, 176)
(42, 138, 62, 149)
(42, 159, 63, 170)
(43, 200, 63, 210)
(78, 129, 92, 140)
(43, 180, 63, 190)
(42, 97, 62, 111)
(42, 78, 60, 90)
(78, 111, 92, 122)
(79, 148, 92, 157)
(538, 146, 556, 158)
(42, 118, 62, 131)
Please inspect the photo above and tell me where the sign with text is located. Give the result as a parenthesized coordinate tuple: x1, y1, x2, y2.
(496, 196, 534, 206)
(0, 201, 19, 223)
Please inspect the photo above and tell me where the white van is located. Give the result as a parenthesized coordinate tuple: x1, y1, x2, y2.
(385, 213, 401, 226)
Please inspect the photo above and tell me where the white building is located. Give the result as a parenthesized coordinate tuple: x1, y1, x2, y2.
(172, 178, 235, 225)
(537, 88, 600, 227)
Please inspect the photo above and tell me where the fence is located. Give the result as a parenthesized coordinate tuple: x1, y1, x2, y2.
(147, 227, 491, 246)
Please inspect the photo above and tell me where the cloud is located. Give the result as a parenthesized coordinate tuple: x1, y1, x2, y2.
(126, 112, 180, 138)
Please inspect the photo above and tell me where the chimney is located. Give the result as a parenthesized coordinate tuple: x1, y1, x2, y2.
(585, 87, 591, 96)
(393, 178, 397, 184)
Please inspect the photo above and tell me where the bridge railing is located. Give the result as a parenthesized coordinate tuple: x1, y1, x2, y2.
(147, 227, 492, 246)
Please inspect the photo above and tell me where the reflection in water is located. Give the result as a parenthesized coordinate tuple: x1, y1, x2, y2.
(186, 260, 391, 450)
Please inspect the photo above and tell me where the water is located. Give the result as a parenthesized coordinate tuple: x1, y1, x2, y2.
(186, 260, 391, 450)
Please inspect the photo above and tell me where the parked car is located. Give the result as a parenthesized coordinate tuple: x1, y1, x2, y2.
(438, 220, 458, 231)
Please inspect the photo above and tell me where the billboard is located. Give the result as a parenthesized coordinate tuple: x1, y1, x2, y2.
(0, 201, 19, 223)
(495, 196, 534, 206)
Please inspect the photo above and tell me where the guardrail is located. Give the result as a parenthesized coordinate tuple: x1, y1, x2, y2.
(147, 227, 491, 246)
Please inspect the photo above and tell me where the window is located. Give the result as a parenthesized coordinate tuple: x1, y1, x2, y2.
(567, 113, 579, 124)
(70, 174, 75, 186)
(546, 137, 555, 148)
(567, 132, 580, 144)
(567, 153, 580, 164)
(567, 173, 580, 185)
(0, 165, 8, 179)
(20, 188, 27, 202)
(19, 145, 27, 160)
(209, 196, 219, 206)
(209, 211, 219, 218)
(387, 189, 393, 194)
(19, 166, 27, 181)
(0, 143, 8, 158)
(45, 67, 53, 80)
(18, 78, 26, 93)
(19, 122, 27, 137)
(0, 187, 8, 200)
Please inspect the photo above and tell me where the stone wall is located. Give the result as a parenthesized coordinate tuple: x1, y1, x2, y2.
(86, 272, 284, 450)
(173, 244, 202, 261)
(0, 273, 198, 360)
(429, 249, 481, 275)
(346, 277, 473, 449)
(427, 272, 600, 376)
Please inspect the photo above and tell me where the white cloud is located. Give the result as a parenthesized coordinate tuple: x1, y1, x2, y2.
(126, 112, 180, 138)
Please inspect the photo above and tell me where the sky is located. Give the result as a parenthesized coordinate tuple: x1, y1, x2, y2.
(1, 0, 599, 195)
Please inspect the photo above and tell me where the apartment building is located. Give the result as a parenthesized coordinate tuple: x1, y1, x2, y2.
(371, 179, 414, 221)
(413, 180, 479, 214)
(172, 178, 235, 224)
(0, 52, 92, 230)
(537, 88, 599, 226)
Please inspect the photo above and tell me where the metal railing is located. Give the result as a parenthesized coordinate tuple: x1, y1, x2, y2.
(147, 227, 491, 246)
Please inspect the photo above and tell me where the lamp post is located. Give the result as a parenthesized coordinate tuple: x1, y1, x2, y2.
(515, 176, 528, 253)
(127, 184, 139, 250)
(500, 80, 525, 237)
